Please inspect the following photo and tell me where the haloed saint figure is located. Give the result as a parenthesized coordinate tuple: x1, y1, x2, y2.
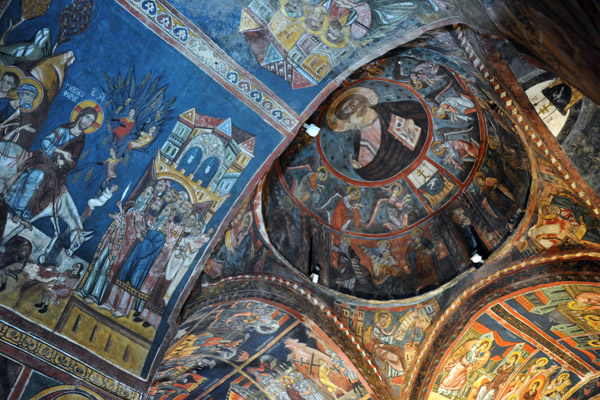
(324, 86, 429, 182)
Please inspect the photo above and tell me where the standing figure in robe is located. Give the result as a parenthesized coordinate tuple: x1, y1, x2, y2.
(473, 172, 518, 224)
(107, 203, 170, 318)
(100, 196, 165, 317)
(331, 186, 363, 231)
(406, 228, 438, 291)
(331, 235, 358, 290)
(78, 186, 154, 304)
(475, 353, 519, 400)
(438, 338, 491, 397)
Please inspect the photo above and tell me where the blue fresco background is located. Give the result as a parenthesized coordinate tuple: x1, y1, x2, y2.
(0, 0, 285, 263)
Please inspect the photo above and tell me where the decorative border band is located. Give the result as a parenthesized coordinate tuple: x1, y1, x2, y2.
(454, 25, 599, 215)
(0, 321, 142, 400)
(116, 0, 300, 134)
(407, 251, 600, 397)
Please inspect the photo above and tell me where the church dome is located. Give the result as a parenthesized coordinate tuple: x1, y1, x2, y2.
(263, 49, 532, 300)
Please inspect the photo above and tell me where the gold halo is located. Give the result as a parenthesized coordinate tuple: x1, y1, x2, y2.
(280, 0, 305, 21)
(473, 171, 485, 186)
(585, 315, 600, 326)
(374, 310, 392, 328)
(377, 240, 390, 249)
(71, 100, 104, 134)
(432, 106, 446, 119)
(540, 200, 558, 220)
(431, 141, 445, 156)
(390, 182, 403, 194)
(534, 357, 548, 367)
(302, 6, 329, 35)
(317, 166, 328, 181)
(346, 185, 361, 200)
(0, 64, 25, 80)
(410, 228, 424, 239)
(326, 86, 378, 132)
(568, 300, 587, 310)
(529, 377, 543, 390)
(242, 211, 253, 228)
(347, 185, 360, 195)
(477, 338, 492, 351)
(588, 340, 600, 348)
(0, 64, 25, 98)
(507, 396, 518, 400)
(507, 352, 520, 362)
(557, 372, 570, 380)
(487, 134, 499, 150)
(281, 375, 294, 386)
(409, 79, 424, 89)
(17, 77, 44, 112)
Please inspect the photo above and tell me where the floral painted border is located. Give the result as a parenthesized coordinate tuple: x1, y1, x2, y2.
(0, 321, 142, 400)
(116, 0, 300, 134)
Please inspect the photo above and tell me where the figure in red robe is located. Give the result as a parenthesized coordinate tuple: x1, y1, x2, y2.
(112, 108, 136, 142)
(331, 187, 363, 231)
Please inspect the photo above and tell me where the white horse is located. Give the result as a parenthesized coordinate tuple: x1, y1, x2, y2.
(0, 141, 24, 181)
(2, 187, 93, 263)
(0, 141, 93, 263)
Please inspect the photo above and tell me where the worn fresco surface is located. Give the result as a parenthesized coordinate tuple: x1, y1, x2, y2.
(425, 281, 600, 400)
(262, 49, 530, 299)
(163, 0, 459, 112)
(0, 348, 116, 399)
(0, 0, 599, 399)
(406, 259, 600, 399)
(200, 198, 448, 396)
(150, 300, 373, 400)
(0, 0, 288, 390)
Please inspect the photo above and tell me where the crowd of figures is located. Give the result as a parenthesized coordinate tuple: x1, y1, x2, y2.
(78, 179, 213, 328)
(0, 53, 212, 329)
(151, 301, 368, 400)
(426, 283, 600, 400)
(0, 47, 106, 314)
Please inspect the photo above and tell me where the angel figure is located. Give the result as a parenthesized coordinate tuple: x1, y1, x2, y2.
(286, 161, 328, 205)
(365, 183, 411, 231)
(111, 107, 136, 144)
(438, 338, 492, 397)
(319, 186, 363, 231)
(103, 66, 175, 156)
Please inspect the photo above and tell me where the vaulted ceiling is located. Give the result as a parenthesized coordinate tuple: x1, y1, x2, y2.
(0, 1, 598, 400)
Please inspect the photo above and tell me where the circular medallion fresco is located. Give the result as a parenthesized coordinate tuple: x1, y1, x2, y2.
(278, 57, 486, 236)
(318, 82, 431, 183)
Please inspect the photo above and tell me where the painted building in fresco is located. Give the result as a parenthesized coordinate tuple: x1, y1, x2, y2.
(0, 1, 599, 400)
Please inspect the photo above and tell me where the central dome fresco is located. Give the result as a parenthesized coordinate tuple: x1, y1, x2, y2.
(264, 50, 531, 299)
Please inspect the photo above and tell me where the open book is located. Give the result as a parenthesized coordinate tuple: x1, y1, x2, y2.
(388, 114, 421, 151)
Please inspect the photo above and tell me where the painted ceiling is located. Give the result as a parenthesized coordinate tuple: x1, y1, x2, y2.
(0, 1, 598, 400)
(264, 48, 530, 299)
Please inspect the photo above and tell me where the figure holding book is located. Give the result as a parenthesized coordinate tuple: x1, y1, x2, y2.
(326, 86, 428, 181)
